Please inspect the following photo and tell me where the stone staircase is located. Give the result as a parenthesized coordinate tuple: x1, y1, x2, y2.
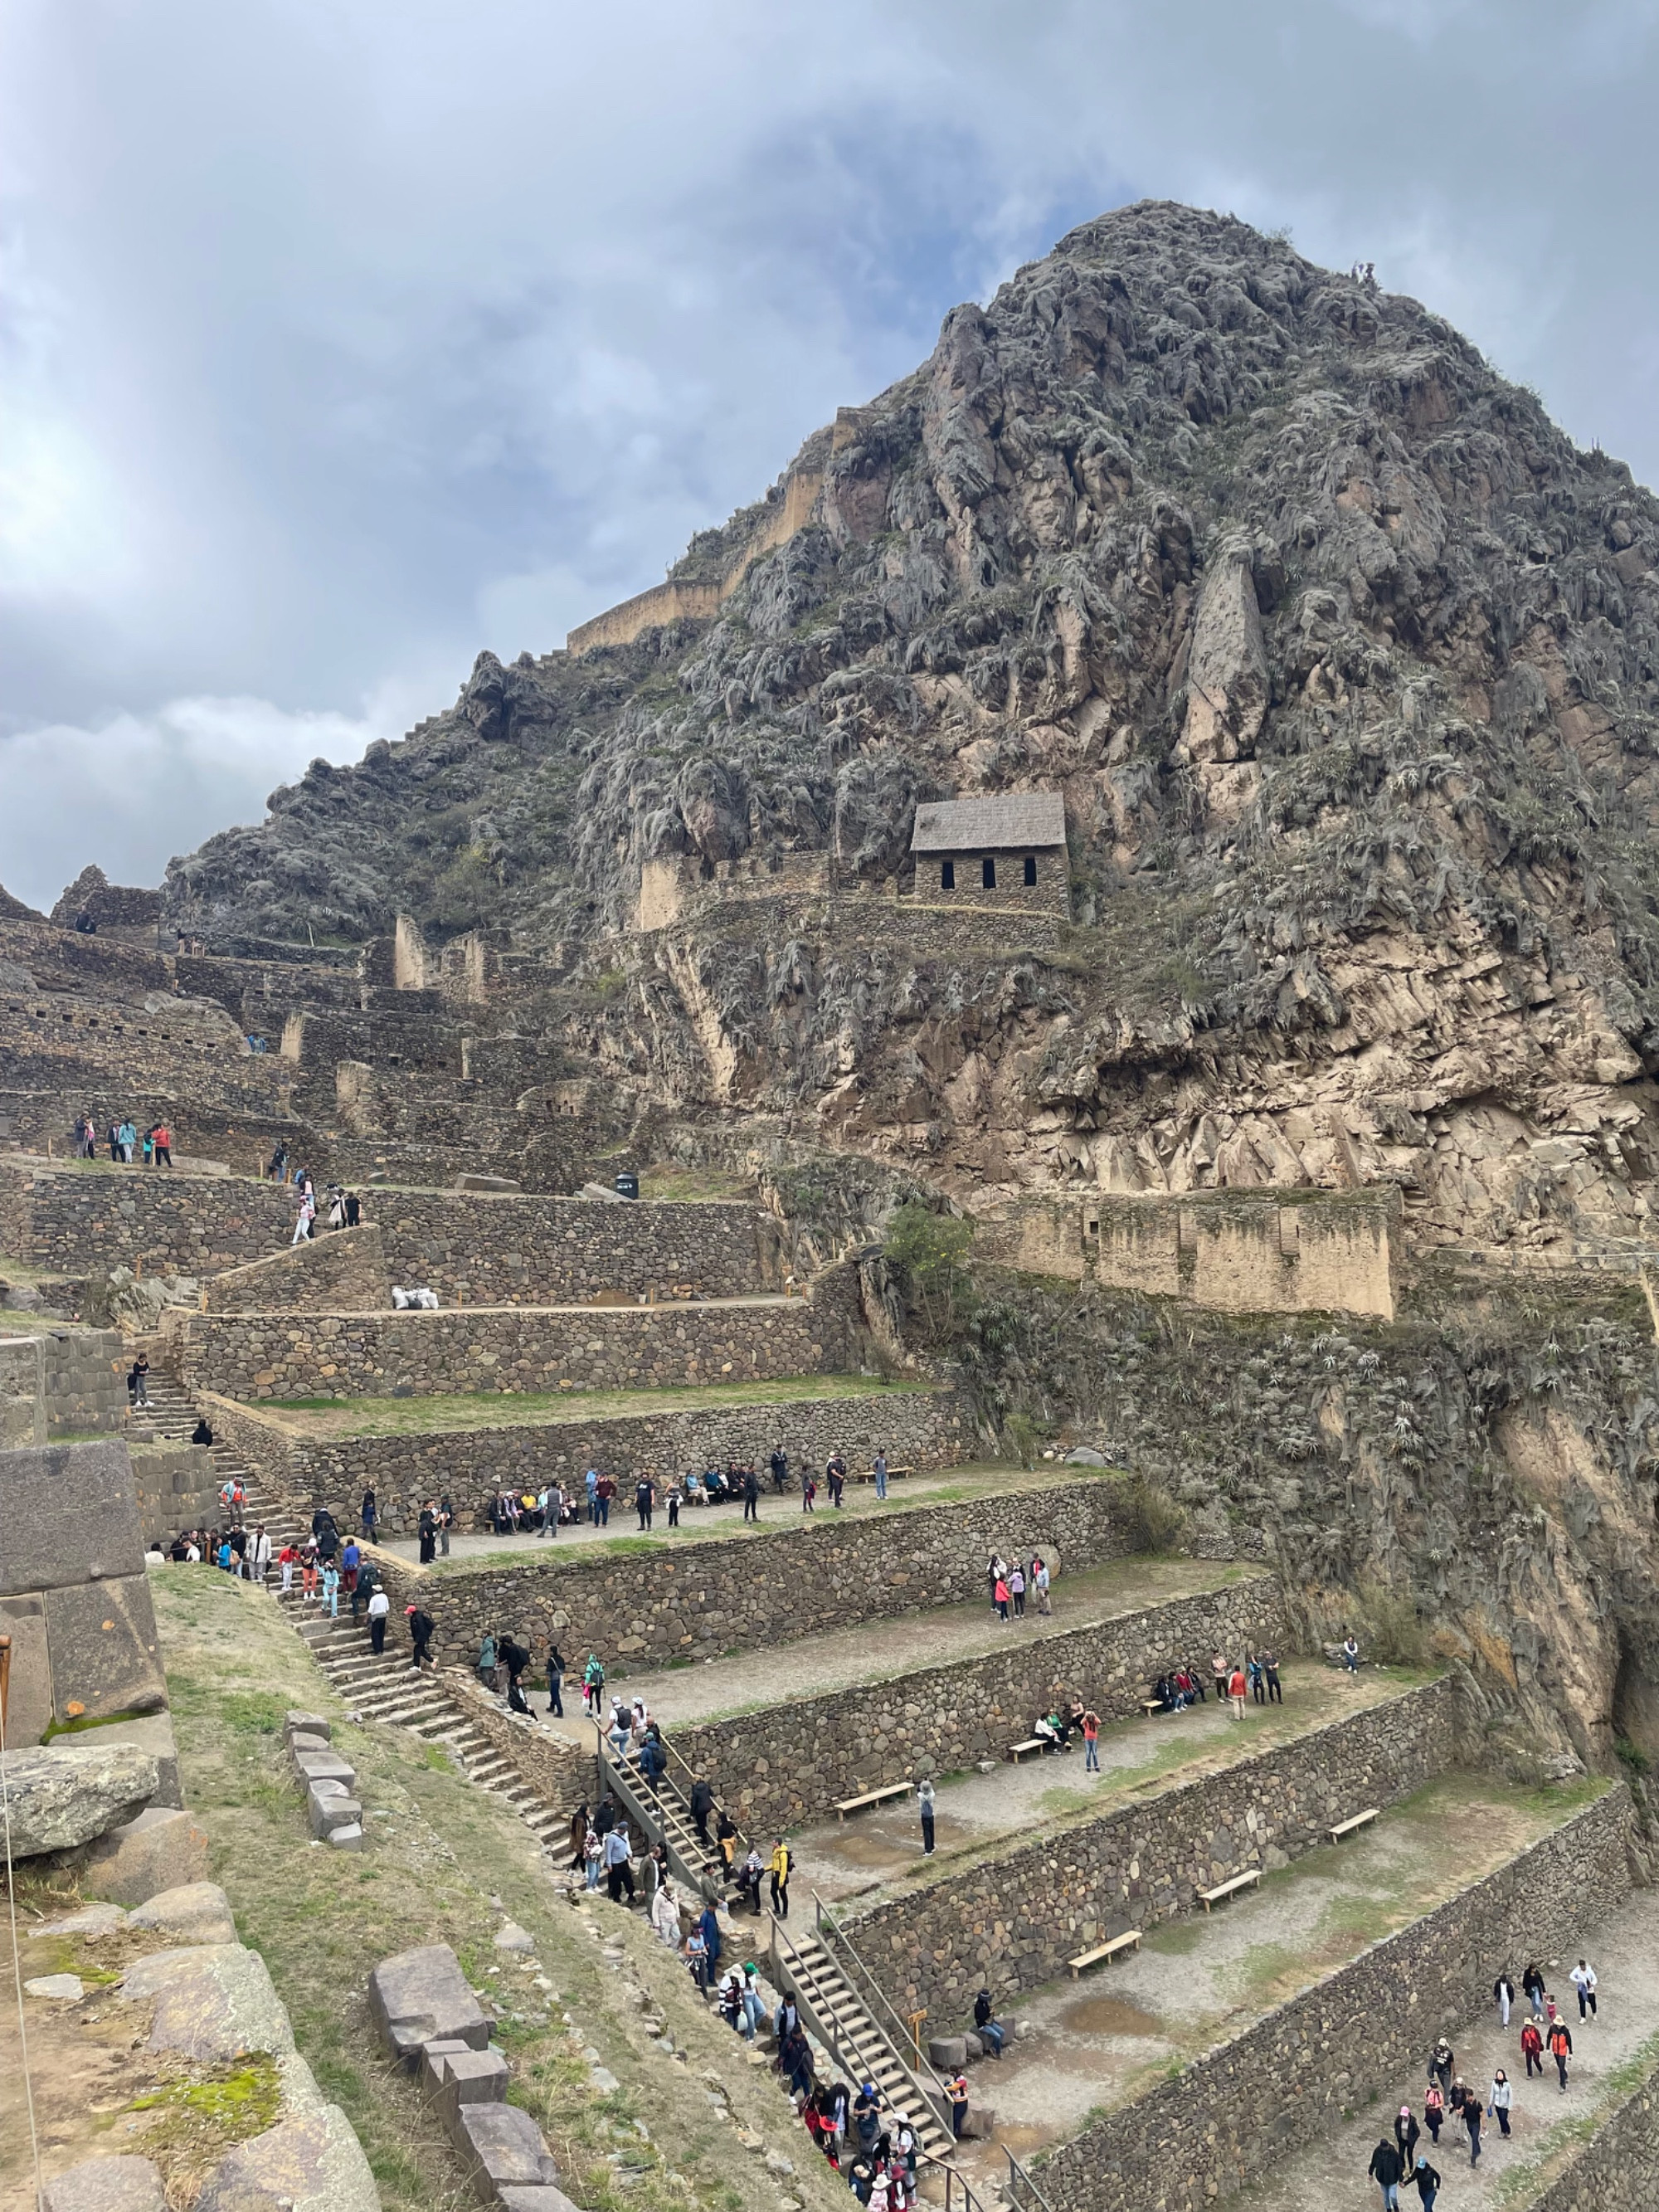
(293, 1612, 569, 1856)
(124, 1351, 307, 1551)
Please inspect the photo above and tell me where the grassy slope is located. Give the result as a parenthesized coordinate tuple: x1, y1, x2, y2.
(150, 1568, 847, 2212)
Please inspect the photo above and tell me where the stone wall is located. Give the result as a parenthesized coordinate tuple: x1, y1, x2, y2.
(436, 1669, 590, 1807)
(371, 1192, 777, 1305)
(1036, 1785, 1633, 2212)
(1, 1336, 45, 1445)
(197, 1385, 967, 1539)
(1533, 2057, 1659, 2212)
(674, 1573, 1283, 1832)
(844, 1678, 1458, 2025)
(166, 1294, 833, 1401)
(360, 1474, 1133, 1674)
(1088, 1186, 1399, 1319)
(907, 850, 1071, 920)
(202, 1225, 392, 1314)
(130, 1443, 226, 1547)
(2, 1162, 296, 1274)
(1, 1328, 127, 1443)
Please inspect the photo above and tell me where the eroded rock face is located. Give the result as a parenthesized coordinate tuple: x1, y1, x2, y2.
(1, 1744, 159, 1857)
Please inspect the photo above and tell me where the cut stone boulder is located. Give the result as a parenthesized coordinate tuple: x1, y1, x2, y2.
(457, 2102, 560, 2201)
(38, 1902, 128, 1939)
(84, 1805, 209, 1905)
(927, 2035, 967, 2070)
(435, 2048, 511, 2143)
(328, 1821, 364, 1851)
(0, 1742, 159, 1856)
(308, 1786, 362, 1839)
(43, 2156, 168, 2211)
(283, 1711, 331, 1742)
(80, 1713, 182, 1810)
(959, 2107, 997, 2141)
(194, 2102, 379, 2212)
(128, 1881, 236, 1946)
(119, 1944, 294, 2060)
(368, 1943, 491, 2066)
(292, 1750, 356, 1790)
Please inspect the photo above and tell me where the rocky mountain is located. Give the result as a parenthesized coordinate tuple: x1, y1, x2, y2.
(164, 199, 1659, 1259)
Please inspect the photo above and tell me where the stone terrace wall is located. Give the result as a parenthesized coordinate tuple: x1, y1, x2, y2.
(676, 1573, 1283, 1832)
(361, 1475, 1132, 1672)
(1534, 2056, 1659, 2212)
(2, 1163, 295, 1274)
(1038, 1785, 1633, 2212)
(202, 1225, 391, 1315)
(166, 1296, 833, 1400)
(437, 1669, 589, 1806)
(130, 1444, 226, 1547)
(199, 1386, 966, 1539)
(845, 1678, 1458, 2025)
(0, 1326, 129, 1439)
(372, 1193, 777, 1306)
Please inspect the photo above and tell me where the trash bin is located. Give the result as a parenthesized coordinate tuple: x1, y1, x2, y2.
(614, 1171, 640, 1201)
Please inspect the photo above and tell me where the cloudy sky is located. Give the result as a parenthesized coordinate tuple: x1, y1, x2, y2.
(3, 0, 1656, 909)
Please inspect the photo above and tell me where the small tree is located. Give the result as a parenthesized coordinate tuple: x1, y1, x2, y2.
(884, 1202, 975, 1339)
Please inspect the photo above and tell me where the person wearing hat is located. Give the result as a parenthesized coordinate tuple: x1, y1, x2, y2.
(1393, 2105, 1419, 2171)
(1410, 2152, 1442, 2210)
(1367, 2132, 1404, 2209)
(737, 1960, 766, 2039)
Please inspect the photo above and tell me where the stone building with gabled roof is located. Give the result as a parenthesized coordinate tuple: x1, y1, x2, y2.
(909, 791, 1070, 917)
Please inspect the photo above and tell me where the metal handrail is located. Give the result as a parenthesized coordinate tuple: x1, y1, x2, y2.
(658, 1727, 753, 1859)
(591, 1725, 704, 1895)
(1003, 2148, 1053, 2212)
(768, 1913, 951, 2148)
(811, 1890, 956, 2123)
(918, 2149, 987, 2212)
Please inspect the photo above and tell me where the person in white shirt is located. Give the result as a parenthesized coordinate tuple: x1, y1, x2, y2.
(367, 1585, 391, 1653)
(1571, 1959, 1598, 2020)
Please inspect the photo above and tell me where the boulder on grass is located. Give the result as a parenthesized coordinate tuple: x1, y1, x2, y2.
(368, 1944, 491, 2066)
(457, 2102, 559, 2195)
(1, 1743, 159, 1856)
(83, 1806, 208, 1905)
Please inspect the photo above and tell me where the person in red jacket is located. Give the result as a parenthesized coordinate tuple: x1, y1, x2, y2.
(1548, 2016, 1574, 2091)
(1520, 2019, 1544, 2077)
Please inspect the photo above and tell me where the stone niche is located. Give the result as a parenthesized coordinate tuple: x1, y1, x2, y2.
(0, 1438, 168, 1742)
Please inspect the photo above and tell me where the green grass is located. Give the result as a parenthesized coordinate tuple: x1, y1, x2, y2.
(260, 1371, 938, 1440)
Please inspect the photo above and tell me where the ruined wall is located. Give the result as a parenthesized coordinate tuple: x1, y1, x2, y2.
(675, 1573, 1283, 1831)
(278, 1006, 462, 1076)
(359, 1475, 1132, 1673)
(165, 1295, 834, 1401)
(200, 1225, 391, 1315)
(436, 1669, 589, 1806)
(198, 1386, 966, 1538)
(1532, 2057, 1659, 2212)
(129, 1444, 227, 1547)
(1038, 1786, 1632, 2212)
(1, 1164, 296, 1275)
(0, 1337, 45, 1446)
(1080, 1186, 1399, 1318)
(846, 1678, 1457, 2024)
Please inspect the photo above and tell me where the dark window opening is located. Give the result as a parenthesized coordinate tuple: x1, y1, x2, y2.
(940, 860, 955, 889)
(981, 855, 996, 889)
(1023, 855, 1038, 886)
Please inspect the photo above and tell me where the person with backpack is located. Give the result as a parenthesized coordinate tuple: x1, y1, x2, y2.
(1009, 1562, 1026, 1619)
(1548, 2015, 1574, 2091)
(546, 1643, 565, 1716)
(1421, 2081, 1444, 2144)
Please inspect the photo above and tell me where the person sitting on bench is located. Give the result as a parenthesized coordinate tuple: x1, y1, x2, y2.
(973, 1989, 1005, 2058)
(1034, 1710, 1071, 1752)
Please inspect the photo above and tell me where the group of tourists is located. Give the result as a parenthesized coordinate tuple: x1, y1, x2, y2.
(75, 1113, 172, 1165)
(479, 1447, 897, 1541)
(986, 1552, 1053, 1621)
(1150, 1647, 1285, 1715)
(1366, 1964, 1601, 2207)
(163, 1522, 271, 1577)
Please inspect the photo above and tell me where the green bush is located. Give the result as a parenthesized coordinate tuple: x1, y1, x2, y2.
(1354, 1579, 1428, 1668)
(1118, 1475, 1188, 1555)
(884, 1202, 975, 1337)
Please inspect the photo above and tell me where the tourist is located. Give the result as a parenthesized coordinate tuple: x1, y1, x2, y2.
(946, 2073, 969, 2141)
(266, 1143, 289, 1182)
(1343, 1630, 1360, 1672)
(1367, 2136, 1404, 2210)
(321, 1559, 340, 1619)
(501, 1635, 532, 1713)
(1464, 2083, 1483, 2165)
(994, 1571, 1010, 1625)
(1548, 2015, 1573, 2091)
(917, 1778, 936, 1855)
(1262, 1648, 1282, 1703)
(1523, 1961, 1545, 2018)
(1248, 1651, 1266, 1703)
(826, 1450, 846, 1508)
(438, 1494, 454, 1555)
(739, 1961, 766, 2039)
(583, 1654, 605, 1715)
(873, 1450, 888, 1501)
(1521, 2017, 1545, 2078)
(340, 1536, 358, 1593)
(344, 1191, 361, 1227)
(770, 1445, 789, 1493)
(1228, 1660, 1248, 1719)
(651, 1874, 679, 1946)
(1571, 1958, 1598, 2020)
(596, 1470, 615, 1526)
(689, 1776, 715, 1844)
(1494, 1969, 1515, 2028)
(635, 1474, 655, 1531)
(769, 1837, 791, 1918)
(191, 1415, 213, 1447)
(291, 1182, 315, 1245)
(151, 1118, 172, 1167)
(478, 1632, 498, 1688)
(407, 1603, 435, 1669)
(118, 1117, 137, 1163)
(277, 1540, 298, 1595)
(738, 1845, 765, 1914)
(251, 1526, 270, 1583)
(547, 1642, 565, 1716)
(1032, 1556, 1051, 1615)
(698, 1898, 722, 1975)
(367, 1582, 390, 1653)
(742, 1464, 759, 1523)
(684, 1922, 708, 1989)
(216, 1534, 233, 1572)
(1410, 2154, 1441, 2210)
(1422, 2082, 1443, 2144)
(1009, 1562, 1026, 1619)
(585, 1827, 604, 1891)
(1394, 2106, 1419, 2171)
(1428, 2039, 1453, 2098)
(584, 1467, 599, 1523)
(128, 1355, 150, 1409)
(801, 1469, 816, 1513)
(418, 1503, 437, 1564)
(300, 1542, 319, 1602)
(1488, 2070, 1512, 2139)
(972, 1989, 1004, 2058)
(361, 1487, 377, 1541)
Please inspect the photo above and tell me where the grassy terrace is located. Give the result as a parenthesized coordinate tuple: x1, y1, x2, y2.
(243, 1371, 941, 1441)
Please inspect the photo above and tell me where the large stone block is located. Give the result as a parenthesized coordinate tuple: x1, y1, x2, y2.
(1, 1742, 159, 1856)
(456, 2103, 559, 2202)
(308, 1786, 362, 1839)
(368, 1943, 491, 2066)
(194, 2103, 379, 2212)
(0, 1440, 144, 1596)
(119, 1943, 294, 2060)
(0, 1591, 51, 1743)
(42, 2156, 167, 2211)
(128, 1881, 236, 1946)
(81, 1712, 181, 1808)
(84, 1805, 209, 1904)
(438, 2048, 511, 2142)
(44, 1573, 168, 1723)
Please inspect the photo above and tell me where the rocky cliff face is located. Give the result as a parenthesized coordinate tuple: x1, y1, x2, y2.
(165, 200, 1659, 1259)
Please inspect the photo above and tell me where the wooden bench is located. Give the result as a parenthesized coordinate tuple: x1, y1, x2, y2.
(1008, 1737, 1048, 1763)
(1329, 1806, 1379, 1844)
(1199, 1869, 1261, 1912)
(849, 1464, 916, 1484)
(834, 1781, 914, 1821)
(1141, 1698, 1165, 1716)
(1068, 1930, 1141, 1977)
